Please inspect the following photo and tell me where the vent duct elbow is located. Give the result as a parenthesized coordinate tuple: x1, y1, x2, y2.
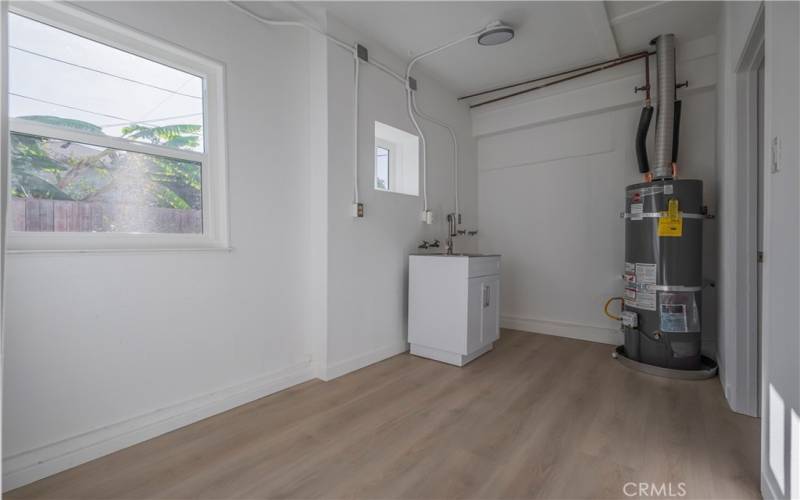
(651, 34, 676, 180)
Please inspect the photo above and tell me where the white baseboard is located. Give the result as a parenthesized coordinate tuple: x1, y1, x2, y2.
(323, 341, 409, 381)
(501, 314, 623, 346)
(3, 360, 315, 492)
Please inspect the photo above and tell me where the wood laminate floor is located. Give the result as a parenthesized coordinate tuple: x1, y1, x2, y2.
(8, 330, 760, 500)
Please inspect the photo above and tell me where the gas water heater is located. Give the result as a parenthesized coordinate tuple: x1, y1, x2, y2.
(614, 34, 717, 378)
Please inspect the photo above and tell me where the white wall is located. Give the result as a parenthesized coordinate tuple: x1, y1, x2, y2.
(2, 1, 480, 489)
(321, 16, 478, 379)
(761, 3, 800, 497)
(474, 37, 719, 350)
(0, 2, 9, 494)
(3, 1, 317, 489)
(715, 0, 762, 417)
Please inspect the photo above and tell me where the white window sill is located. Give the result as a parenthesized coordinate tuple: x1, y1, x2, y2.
(6, 246, 234, 256)
(6, 230, 231, 255)
(373, 188, 419, 198)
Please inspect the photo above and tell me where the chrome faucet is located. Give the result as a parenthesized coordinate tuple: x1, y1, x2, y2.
(446, 213, 458, 255)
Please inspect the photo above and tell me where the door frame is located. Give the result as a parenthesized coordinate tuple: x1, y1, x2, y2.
(734, 4, 765, 418)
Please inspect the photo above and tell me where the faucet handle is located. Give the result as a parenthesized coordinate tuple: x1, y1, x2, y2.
(468, 230, 478, 236)
(457, 230, 466, 235)
(430, 239, 440, 247)
(418, 240, 430, 249)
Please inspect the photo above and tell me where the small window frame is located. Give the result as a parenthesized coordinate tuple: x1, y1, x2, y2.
(6, 2, 229, 253)
(373, 121, 418, 197)
(374, 139, 393, 192)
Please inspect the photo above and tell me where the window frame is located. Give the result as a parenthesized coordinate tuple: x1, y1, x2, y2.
(373, 121, 418, 197)
(374, 140, 392, 192)
(6, 2, 229, 253)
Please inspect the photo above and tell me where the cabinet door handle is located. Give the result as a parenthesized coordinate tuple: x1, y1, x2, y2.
(483, 285, 490, 308)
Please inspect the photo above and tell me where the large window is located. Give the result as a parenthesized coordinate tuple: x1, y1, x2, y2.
(7, 4, 227, 251)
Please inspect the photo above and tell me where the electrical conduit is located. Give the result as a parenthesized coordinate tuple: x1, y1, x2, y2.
(411, 93, 459, 223)
(404, 28, 483, 222)
(227, 0, 404, 214)
(353, 47, 360, 206)
(230, 0, 473, 223)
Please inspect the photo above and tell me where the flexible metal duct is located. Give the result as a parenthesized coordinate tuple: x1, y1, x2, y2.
(652, 34, 676, 179)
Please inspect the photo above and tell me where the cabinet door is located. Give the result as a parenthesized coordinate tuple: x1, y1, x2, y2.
(467, 277, 484, 354)
(481, 276, 500, 344)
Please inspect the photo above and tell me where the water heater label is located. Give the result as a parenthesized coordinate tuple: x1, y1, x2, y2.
(658, 198, 683, 237)
(630, 185, 666, 198)
(635, 263, 657, 284)
(658, 216, 683, 236)
(660, 303, 688, 332)
(623, 262, 657, 311)
(636, 291, 657, 311)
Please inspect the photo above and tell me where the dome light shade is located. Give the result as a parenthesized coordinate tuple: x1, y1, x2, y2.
(477, 25, 514, 46)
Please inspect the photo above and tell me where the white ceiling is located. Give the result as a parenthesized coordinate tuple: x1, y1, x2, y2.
(311, 1, 721, 97)
(605, 1, 721, 54)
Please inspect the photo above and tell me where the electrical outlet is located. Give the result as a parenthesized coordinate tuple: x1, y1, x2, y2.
(422, 210, 432, 224)
(352, 203, 364, 218)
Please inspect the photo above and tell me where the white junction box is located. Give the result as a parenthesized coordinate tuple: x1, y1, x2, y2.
(408, 254, 501, 366)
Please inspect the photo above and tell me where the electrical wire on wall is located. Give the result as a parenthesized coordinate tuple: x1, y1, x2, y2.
(352, 46, 360, 208)
(227, 0, 403, 220)
(411, 93, 459, 224)
(404, 28, 483, 224)
(227, 1, 354, 54)
(228, 1, 406, 86)
(228, 0, 477, 225)
(406, 87, 429, 220)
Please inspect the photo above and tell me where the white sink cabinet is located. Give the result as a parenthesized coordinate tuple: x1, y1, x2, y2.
(408, 254, 501, 366)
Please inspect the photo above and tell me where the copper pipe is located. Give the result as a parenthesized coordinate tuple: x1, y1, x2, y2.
(458, 57, 631, 101)
(460, 51, 653, 101)
(469, 51, 654, 109)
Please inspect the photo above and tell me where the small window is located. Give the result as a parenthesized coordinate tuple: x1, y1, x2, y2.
(374, 121, 418, 196)
(6, 4, 227, 251)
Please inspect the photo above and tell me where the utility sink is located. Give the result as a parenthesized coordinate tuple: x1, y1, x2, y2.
(408, 253, 501, 366)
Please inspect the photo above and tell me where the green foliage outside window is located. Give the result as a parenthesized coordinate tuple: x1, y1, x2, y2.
(11, 116, 202, 210)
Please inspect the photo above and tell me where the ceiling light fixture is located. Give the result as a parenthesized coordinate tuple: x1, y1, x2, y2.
(477, 21, 515, 46)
